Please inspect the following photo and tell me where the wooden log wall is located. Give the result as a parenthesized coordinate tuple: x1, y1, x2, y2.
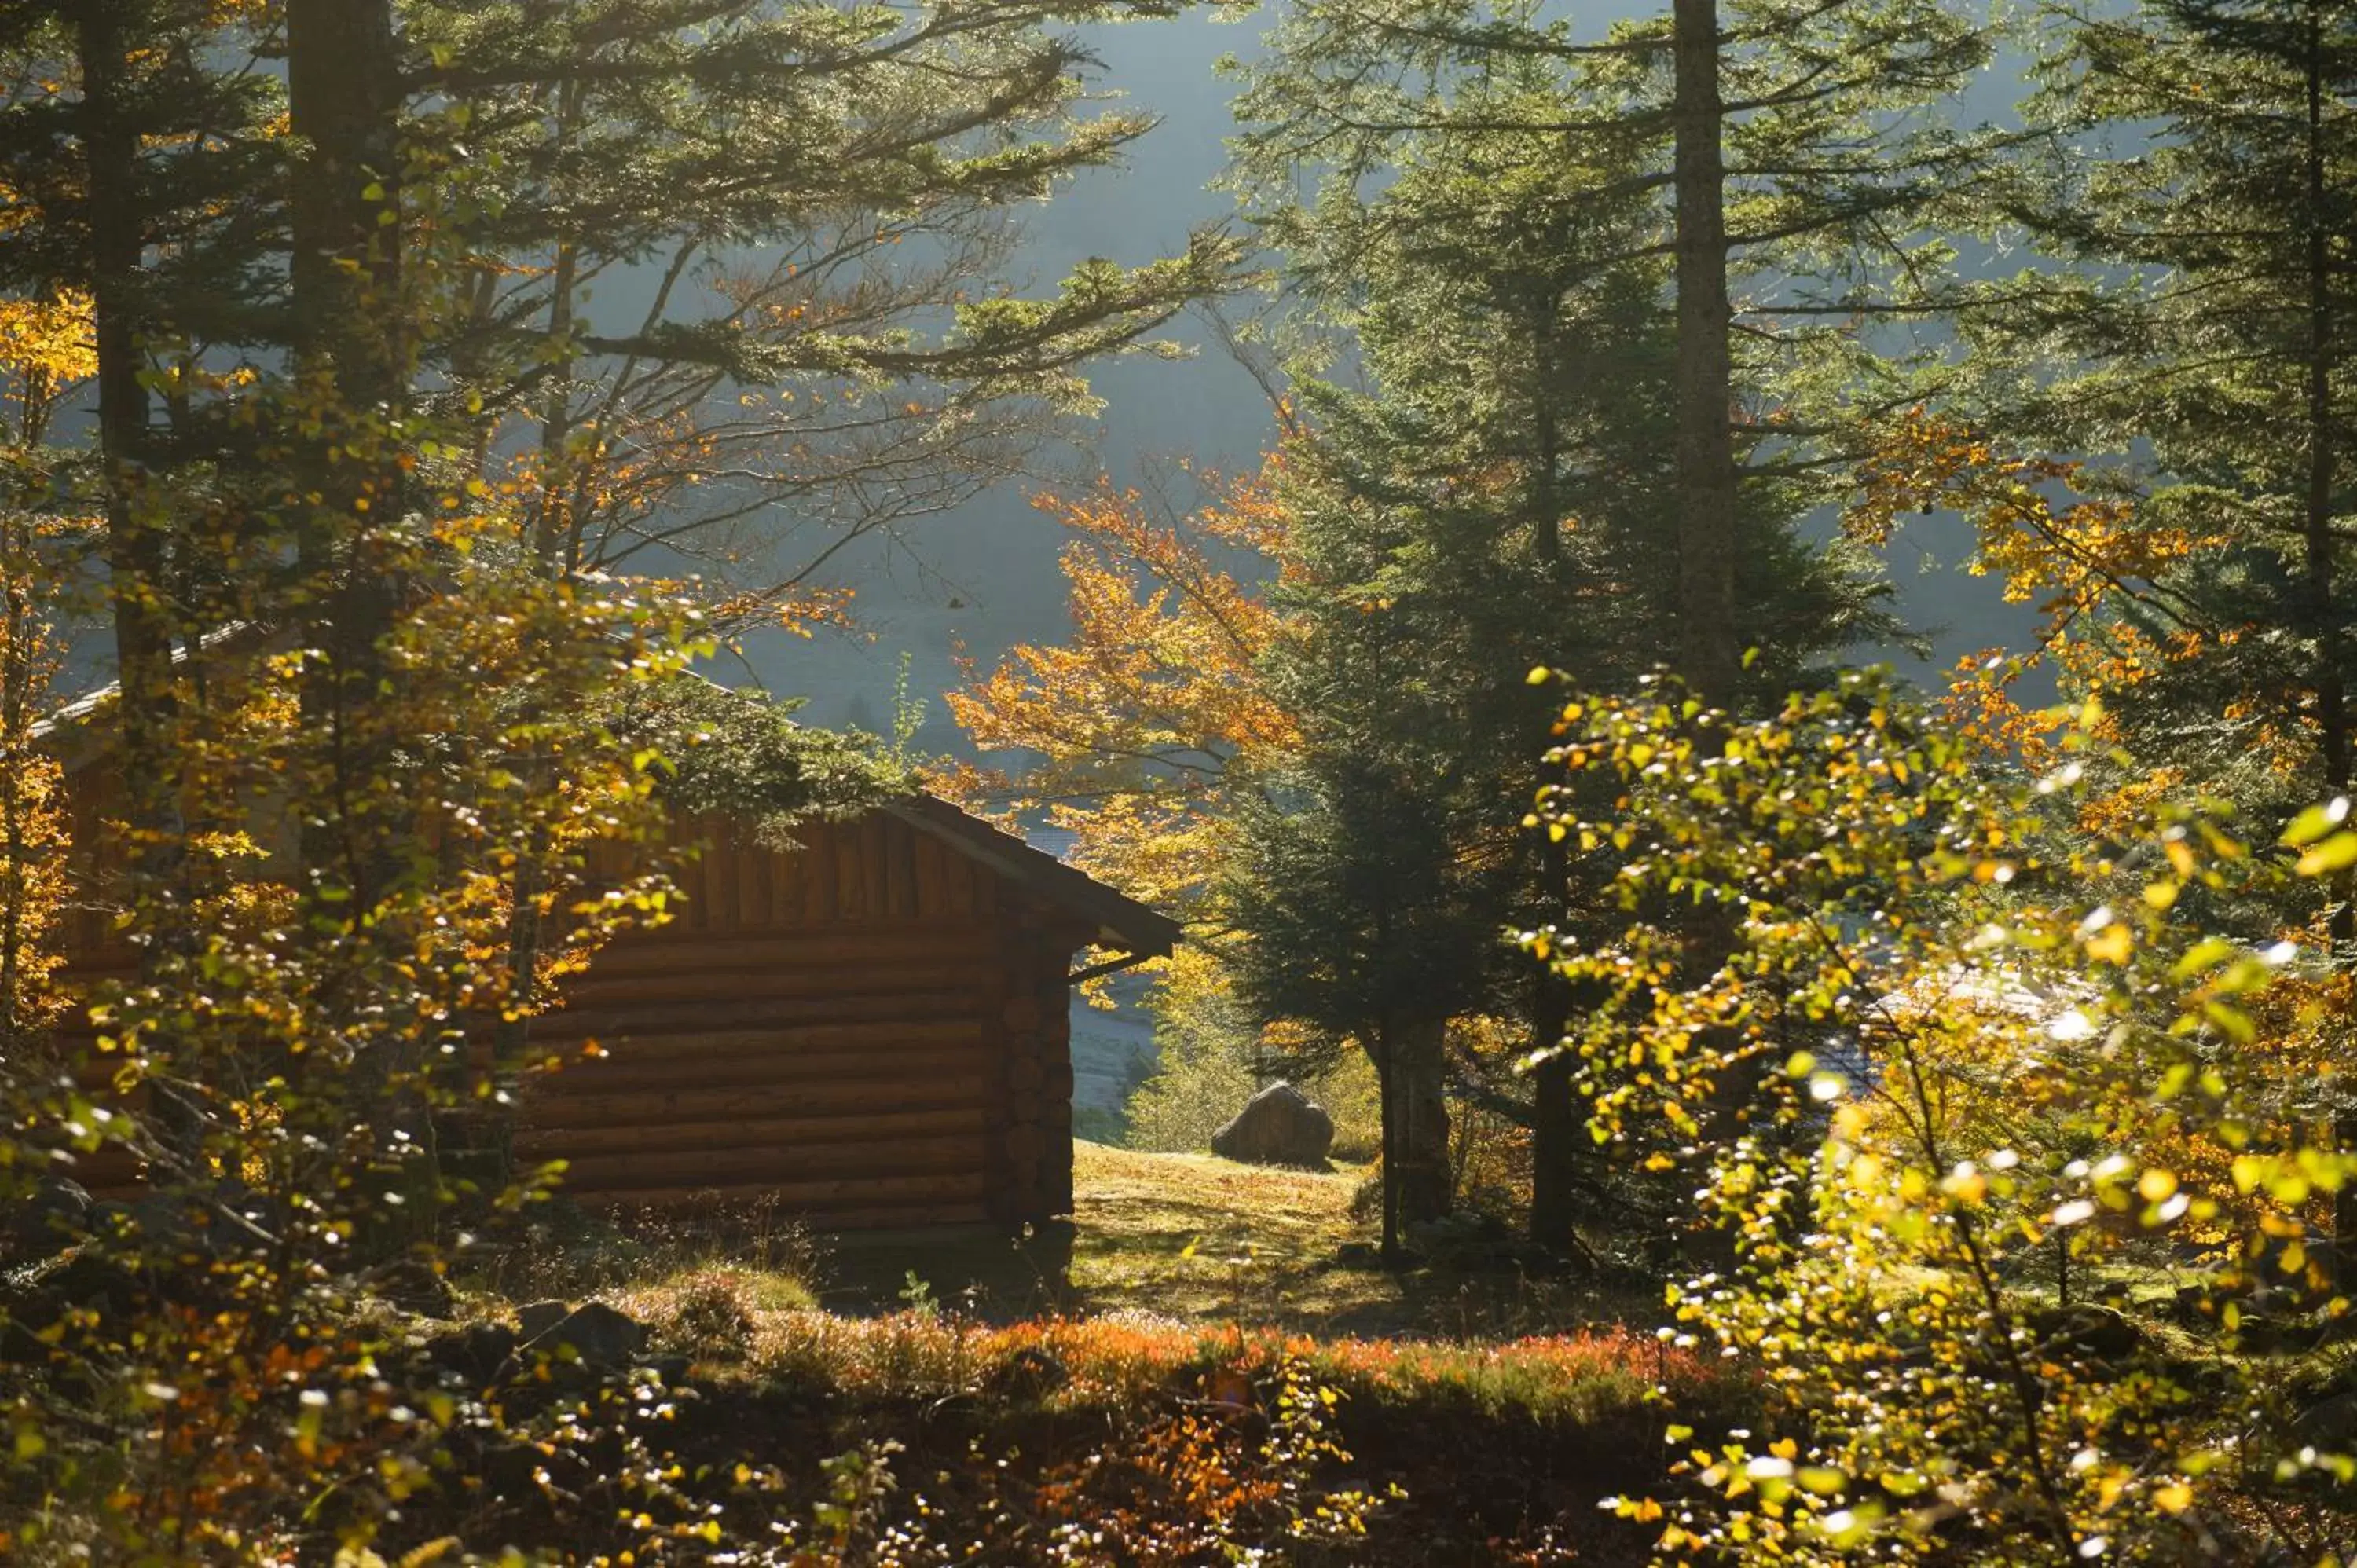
(992, 920, 1084, 1225)
(511, 811, 1085, 1229)
(38, 801, 1097, 1232)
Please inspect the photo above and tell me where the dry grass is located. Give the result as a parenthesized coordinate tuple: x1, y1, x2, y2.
(1069, 1141, 1366, 1317)
(1068, 1141, 1649, 1338)
(431, 1145, 1732, 1564)
(471, 1141, 1666, 1359)
(741, 1306, 1727, 1427)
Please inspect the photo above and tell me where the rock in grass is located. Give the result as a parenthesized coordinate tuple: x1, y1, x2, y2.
(1211, 1082, 1335, 1169)
(517, 1299, 571, 1342)
(537, 1301, 650, 1369)
(425, 1321, 519, 1383)
(984, 1345, 1070, 1401)
(376, 1258, 455, 1320)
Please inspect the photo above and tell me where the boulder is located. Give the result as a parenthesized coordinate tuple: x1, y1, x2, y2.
(2294, 1390, 2357, 1449)
(516, 1299, 571, 1342)
(423, 1321, 520, 1384)
(2026, 1303, 2144, 1366)
(526, 1300, 649, 1369)
(984, 1345, 1071, 1401)
(1211, 1082, 1334, 1168)
(376, 1258, 456, 1320)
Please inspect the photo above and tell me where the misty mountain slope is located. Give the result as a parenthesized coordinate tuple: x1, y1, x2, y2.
(684, 2, 2047, 742)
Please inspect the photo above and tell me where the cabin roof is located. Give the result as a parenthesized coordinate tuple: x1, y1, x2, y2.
(39, 653, 1181, 961)
(884, 793, 1180, 958)
(34, 621, 273, 760)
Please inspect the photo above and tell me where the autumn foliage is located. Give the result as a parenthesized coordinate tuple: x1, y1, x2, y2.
(943, 466, 1297, 918)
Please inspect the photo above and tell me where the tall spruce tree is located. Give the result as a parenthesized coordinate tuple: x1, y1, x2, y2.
(1227, 0, 1995, 670)
(1977, 0, 2357, 823)
(1226, 493, 1494, 1245)
(1224, 41, 1920, 1249)
(2, 4, 282, 1068)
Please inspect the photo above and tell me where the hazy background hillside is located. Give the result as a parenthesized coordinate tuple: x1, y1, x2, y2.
(42, 7, 2044, 743)
(728, 6, 2046, 750)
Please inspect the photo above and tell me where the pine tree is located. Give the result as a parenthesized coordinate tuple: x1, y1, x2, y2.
(1224, 53, 1911, 1251)
(2, 8, 283, 1135)
(1227, 0, 1993, 683)
(1974, 0, 2357, 824)
(1226, 577, 1493, 1247)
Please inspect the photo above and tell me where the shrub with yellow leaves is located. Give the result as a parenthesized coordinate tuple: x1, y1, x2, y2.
(1535, 665, 2357, 1565)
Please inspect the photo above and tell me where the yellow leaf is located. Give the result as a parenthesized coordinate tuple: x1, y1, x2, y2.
(1797, 1466, 1846, 1495)
(2297, 832, 2357, 876)
(2282, 797, 2349, 846)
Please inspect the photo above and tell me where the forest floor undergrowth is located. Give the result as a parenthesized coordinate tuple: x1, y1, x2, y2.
(435, 1143, 1714, 1562)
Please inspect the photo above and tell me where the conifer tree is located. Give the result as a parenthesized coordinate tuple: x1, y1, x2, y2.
(1228, 0, 1992, 684)
(3, 5, 283, 1090)
(1971, 0, 2357, 828)
(1225, 53, 1910, 1250)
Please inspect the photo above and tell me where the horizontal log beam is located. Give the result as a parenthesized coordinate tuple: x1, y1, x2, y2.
(519, 1042, 989, 1097)
(526, 991, 984, 1042)
(521, 1070, 991, 1132)
(495, 1018, 987, 1071)
(579, 922, 1006, 977)
(556, 1166, 989, 1207)
(575, 1190, 992, 1229)
(548, 1133, 988, 1192)
(517, 1105, 986, 1160)
(560, 959, 999, 1009)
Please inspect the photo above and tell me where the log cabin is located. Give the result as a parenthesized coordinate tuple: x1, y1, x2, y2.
(39, 667, 1178, 1234)
(499, 795, 1178, 1229)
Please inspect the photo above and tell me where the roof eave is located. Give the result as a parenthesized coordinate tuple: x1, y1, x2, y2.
(881, 794, 1180, 959)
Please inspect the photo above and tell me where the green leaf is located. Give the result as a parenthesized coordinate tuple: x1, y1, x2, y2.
(2282, 797, 2350, 846)
(1796, 1465, 1847, 1495)
(2170, 937, 2236, 980)
(2295, 831, 2357, 875)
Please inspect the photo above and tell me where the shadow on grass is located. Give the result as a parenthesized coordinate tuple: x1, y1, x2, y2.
(810, 1221, 1080, 1321)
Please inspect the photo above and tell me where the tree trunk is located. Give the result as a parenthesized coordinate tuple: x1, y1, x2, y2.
(1391, 1014, 1453, 1226)
(1671, 0, 1739, 706)
(82, 5, 207, 1167)
(1373, 1050, 1399, 1262)
(288, 0, 427, 1239)
(81, 4, 181, 910)
(1670, 0, 1758, 1269)
(1530, 999, 1580, 1243)
(288, 0, 404, 412)
(1525, 294, 1583, 1251)
(2294, 3, 2357, 1293)
(286, 0, 406, 914)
